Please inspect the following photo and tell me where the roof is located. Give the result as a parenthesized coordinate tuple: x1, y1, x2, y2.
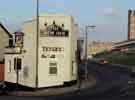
(40, 13, 71, 17)
(23, 13, 73, 24)
(113, 39, 135, 48)
(114, 39, 135, 45)
(13, 32, 24, 35)
(0, 23, 12, 38)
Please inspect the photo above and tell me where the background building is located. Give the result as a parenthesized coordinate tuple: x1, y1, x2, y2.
(128, 10, 135, 40)
(112, 10, 135, 52)
(88, 41, 114, 55)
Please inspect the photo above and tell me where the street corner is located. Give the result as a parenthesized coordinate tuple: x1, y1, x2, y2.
(6, 84, 78, 97)
(7, 91, 36, 97)
(6, 78, 97, 97)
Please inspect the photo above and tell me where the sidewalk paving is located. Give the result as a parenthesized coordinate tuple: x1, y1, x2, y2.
(7, 73, 96, 96)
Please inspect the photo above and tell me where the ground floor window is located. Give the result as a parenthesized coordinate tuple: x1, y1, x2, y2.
(14, 58, 22, 70)
(7, 60, 11, 73)
(49, 62, 57, 75)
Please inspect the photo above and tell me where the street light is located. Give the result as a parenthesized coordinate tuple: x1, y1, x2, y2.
(85, 25, 96, 80)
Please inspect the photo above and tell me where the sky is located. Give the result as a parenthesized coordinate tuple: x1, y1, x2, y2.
(0, 0, 135, 42)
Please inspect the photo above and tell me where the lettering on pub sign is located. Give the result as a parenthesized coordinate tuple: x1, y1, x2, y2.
(40, 21, 69, 37)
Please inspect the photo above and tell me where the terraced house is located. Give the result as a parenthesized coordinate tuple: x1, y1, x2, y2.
(0, 23, 12, 81)
(0, 23, 12, 62)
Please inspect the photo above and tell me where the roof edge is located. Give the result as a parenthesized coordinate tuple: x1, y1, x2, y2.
(0, 23, 12, 38)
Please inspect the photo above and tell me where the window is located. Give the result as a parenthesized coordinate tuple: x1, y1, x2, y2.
(8, 60, 11, 73)
(14, 58, 16, 70)
(17, 58, 22, 70)
(49, 67, 57, 75)
(9, 60, 11, 72)
(49, 62, 57, 75)
(23, 66, 29, 78)
(14, 58, 22, 70)
(9, 38, 13, 47)
(72, 61, 77, 76)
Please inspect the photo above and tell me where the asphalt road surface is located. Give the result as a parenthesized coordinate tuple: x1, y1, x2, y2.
(1, 61, 135, 100)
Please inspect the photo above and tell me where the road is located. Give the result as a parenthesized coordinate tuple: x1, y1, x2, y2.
(0, 61, 135, 100)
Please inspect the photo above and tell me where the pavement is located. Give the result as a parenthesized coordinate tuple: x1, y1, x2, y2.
(0, 61, 134, 99)
(4, 71, 96, 96)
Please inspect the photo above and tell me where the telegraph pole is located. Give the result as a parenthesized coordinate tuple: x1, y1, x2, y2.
(85, 26, 88, 80)
(35, 0, 39, 90)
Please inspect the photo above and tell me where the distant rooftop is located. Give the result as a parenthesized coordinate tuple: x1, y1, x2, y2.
(114, 39, 135, 45)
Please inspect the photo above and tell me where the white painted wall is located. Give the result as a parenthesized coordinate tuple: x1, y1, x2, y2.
(5, 14, 78, 88)
(20, 21, 37, 87)
(5, 21, 37, 88)
(38, 15, 77, 87)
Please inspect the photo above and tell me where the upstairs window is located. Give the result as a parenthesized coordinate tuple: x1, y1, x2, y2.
(9, 38, 14, 47)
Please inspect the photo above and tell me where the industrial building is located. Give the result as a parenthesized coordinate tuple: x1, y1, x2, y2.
(88, 41, 114, 55)
(128, 10, 135, 40)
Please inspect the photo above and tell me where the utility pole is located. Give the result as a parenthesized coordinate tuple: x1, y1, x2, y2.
(35, 0, 39, 90)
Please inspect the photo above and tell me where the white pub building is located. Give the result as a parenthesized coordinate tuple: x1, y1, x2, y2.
(4, 14, 78, 88)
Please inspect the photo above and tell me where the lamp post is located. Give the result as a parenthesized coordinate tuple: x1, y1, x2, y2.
(85, 25, 96, 80)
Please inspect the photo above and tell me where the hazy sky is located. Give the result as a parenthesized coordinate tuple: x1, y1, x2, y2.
(0, 0, 135, 42)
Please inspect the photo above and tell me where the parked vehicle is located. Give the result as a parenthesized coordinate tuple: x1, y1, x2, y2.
(98, 59, 109, 65)
(87, 55, 93, 59)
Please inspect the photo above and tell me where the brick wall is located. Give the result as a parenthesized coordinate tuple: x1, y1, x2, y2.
(0, 63, 4, 81)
